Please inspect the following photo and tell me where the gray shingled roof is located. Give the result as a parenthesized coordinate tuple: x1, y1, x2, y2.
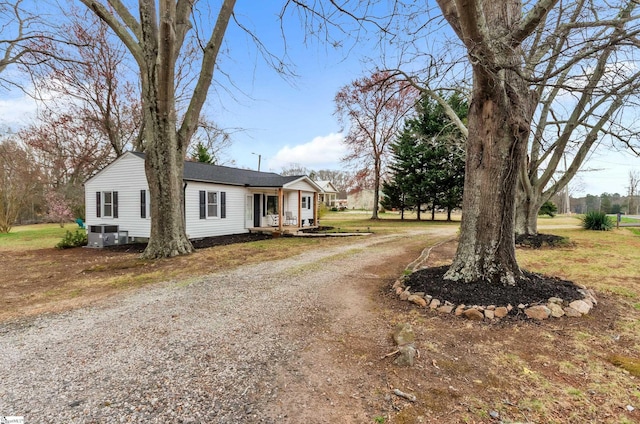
(131, 152, 304, 187)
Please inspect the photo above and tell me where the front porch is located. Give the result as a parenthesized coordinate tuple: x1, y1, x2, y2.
(249, 224, 319, 236)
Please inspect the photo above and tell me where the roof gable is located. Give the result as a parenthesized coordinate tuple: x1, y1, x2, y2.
(316, 180, 338, 193)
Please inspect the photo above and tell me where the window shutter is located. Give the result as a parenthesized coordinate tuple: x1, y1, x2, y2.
(113, 191, 119, 218)
(96, 192, 101, 217)
(199, 191, 206, 219)
(221, 192, 226, 219)
(308, 196, 311, 209)
(140, 190, 146, 218)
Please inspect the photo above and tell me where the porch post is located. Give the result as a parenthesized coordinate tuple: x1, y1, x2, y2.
(278, 188, 283, 232)
(314, 192, 318, 226)
(298, 190, 302, 228)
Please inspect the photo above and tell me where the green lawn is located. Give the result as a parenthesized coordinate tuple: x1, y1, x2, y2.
(0, 223, 76, 251)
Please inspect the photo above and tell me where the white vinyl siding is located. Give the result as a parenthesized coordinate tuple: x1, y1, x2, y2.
(85, 152, 320, 239)
(85, 153, 150, 239)
(299, 191, 315, 224)
(187, 182, 248, 238)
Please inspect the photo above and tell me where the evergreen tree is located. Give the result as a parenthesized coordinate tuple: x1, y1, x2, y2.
(388, 93, 467, 221)
(381, 180, 412, 219)
(192, 142, 216, 164)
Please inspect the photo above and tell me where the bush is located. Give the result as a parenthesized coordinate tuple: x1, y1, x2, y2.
(582, 211, 614, 231)
(317, 203, 328, 219)
(538, 200, 558, 217)
(56, 229, 88, 249)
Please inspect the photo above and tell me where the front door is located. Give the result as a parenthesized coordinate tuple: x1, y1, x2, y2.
(253, 194, 261, 227)
(245, 195, 253, 228)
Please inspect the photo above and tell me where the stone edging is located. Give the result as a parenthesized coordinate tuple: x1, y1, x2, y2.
(394, 239, 597, 321)
(392, 277, 597, 321)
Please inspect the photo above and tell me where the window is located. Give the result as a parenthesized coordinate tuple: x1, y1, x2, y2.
(199, 190, 226, 219)
(96, 191, 118, 218)
(208, 191, 218, 217)
(140, 190, 150, 219)
(266, 195, 278, 215)
(302, 196, 311, 210)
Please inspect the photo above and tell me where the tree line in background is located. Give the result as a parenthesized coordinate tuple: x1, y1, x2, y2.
(1, 0, 640, 286)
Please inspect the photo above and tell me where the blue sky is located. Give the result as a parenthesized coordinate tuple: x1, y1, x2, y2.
(1, 0, 639, 197)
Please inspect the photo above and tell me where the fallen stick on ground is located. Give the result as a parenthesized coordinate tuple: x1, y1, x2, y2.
(393, 388, 416, 402)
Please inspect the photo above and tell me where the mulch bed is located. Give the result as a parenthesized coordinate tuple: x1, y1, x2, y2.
(405, 232, 584, 308)
(515, 233, 570, 248)
(103, 233, 272, 254)
(406, 265, 583, 307)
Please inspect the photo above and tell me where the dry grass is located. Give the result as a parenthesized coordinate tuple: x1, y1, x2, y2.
(3, 216, 640, 423)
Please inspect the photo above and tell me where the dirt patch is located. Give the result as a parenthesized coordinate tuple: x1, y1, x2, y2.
(0, 232, 283, 322)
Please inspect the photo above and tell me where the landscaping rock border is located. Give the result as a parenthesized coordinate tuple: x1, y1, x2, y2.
(392, 277, 597, 321)
(393, 239, 598, 321)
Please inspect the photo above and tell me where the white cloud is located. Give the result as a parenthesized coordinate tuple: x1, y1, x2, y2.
(0, 92, 38, 129)
(268, 133, 347, 170)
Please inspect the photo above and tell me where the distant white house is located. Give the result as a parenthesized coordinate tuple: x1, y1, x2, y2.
(347, 189, 380, 211)
(84, 152, 323, 242)
(316, 181, 339, 207)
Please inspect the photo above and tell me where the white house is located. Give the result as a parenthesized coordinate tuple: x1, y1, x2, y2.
(316, 181, 339, 207)
(84, 152, 323, 242)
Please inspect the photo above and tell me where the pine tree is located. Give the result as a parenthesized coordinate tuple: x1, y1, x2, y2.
(388, 93, 467, 221)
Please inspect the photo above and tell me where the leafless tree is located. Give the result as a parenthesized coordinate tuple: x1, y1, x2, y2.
(426, 0, 555, 285)
(627, 170, 640, 215)
(186, 117, 234, 166)
(371, 0, 640, 283)
(0, 0, 40, 83)
(0, 138, 42, 232)
(79, 0, 236, 258)
(515, 0, 640, 234)
(335, 71, 418, 219)
(29, 9, 143, 157)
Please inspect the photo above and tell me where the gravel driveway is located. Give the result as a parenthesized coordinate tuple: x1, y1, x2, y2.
(0, 229, 454, 423)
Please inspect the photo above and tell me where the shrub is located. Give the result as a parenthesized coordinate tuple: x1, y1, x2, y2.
(317, 203, 328, 219)
(582, 211, 614, 231)
(538, 200, 558, 217)
(56, 230, 88, 249)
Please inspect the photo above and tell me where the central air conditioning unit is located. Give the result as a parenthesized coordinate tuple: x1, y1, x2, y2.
(87, 224, 129, 248)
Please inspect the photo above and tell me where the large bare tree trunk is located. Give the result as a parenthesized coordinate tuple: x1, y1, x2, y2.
(81, 0, 236, 258)
(515, 197, 540, 235)
(444, 75, 531, 285)
(438, 0, 551, 285)
(371, 157, 381, 219)
(138, 0, 192, 258)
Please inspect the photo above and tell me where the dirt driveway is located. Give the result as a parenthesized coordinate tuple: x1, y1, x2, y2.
(3, 223, 638, 423)
(0, 228, 456, 423)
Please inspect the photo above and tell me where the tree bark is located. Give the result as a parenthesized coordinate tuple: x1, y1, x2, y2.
(438, 0, 549, 285)
(515, 191, 542, 236)
(371, 156, 380, 219)
(136, 0, 193, 258)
